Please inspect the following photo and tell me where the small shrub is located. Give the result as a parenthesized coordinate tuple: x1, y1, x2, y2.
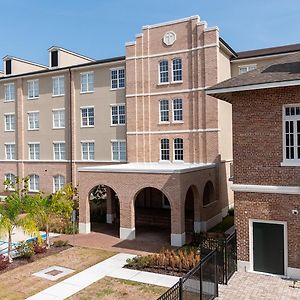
(0, 254, 9, 270)
(33, 241, 47, 254)
(16, 241, 34, 259)
(52, 240, 69, 247)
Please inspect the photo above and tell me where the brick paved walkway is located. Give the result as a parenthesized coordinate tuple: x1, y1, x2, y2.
(217, 272, 300, 300)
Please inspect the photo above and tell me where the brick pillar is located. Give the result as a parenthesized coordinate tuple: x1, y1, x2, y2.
(78, 185, 91, 234)
(193, 187, 201, 233)
(106, 187, 115, 224)
(119, 195, 135, 240)
(171, 193, 186, 247)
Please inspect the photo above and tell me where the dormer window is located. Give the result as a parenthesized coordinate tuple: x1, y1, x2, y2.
(51, 50, 59, 68)
(5, 60, 12, 75)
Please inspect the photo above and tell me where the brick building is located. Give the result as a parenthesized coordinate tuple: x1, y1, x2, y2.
(1, 15, 299, 247)
(208, 52, 300, 278)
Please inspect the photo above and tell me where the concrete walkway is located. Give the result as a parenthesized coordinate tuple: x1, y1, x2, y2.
(27, 253, 179, 300)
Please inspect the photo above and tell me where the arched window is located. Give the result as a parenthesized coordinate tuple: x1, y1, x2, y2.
(160, 139, 170, 161)
(159, 60, 169, 83)
(4, 173, 16, 191)
(172, 58, 182, 82)
(174, 138, 183, 161)
(29, 174, 39, 192)
(203, 181, 215, 207)
(53, 175, 65, 192)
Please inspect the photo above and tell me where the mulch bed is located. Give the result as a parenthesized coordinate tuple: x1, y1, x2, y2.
(124, 264, 189, 277)
(0, 245, 72, 274)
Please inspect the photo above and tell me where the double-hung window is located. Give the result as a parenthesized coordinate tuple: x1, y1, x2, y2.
(4, 173, 16, 191)
(111, 68, 125, 89)
(52, 76, 65, 96)
(172, 58, 182, 82)
(111, 104, 126, 125)
(283, 105, 300, 163)
(4, 113, 15, 131)
(80, 72, 94, 93)
(4, 83, 15, 101)
(28, 111, 39, 130)
(111, 141, 126, 161)
(81, 107, 94, 127)
(81, 141, 95, 160)
(159, 60, 169, 83)
(29, 174, 39, 192)
(160, 139, 170, 161)
(53, 175, 65, 192)
(53, 109, 65, 128)
(5, 143, 15, 160)
(27, 79, 39, 99)
(174, 138, 184, 161)
(53, 142, 66, 160)
(159, 100, 169, 123)
(173, 99, 183, 122)
(28, 143, 40, 160)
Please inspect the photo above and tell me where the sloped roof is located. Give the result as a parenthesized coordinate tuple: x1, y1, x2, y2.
(207, 51, 300, 97)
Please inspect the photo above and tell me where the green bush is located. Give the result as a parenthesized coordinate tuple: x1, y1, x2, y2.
(16, 241, 34, 259)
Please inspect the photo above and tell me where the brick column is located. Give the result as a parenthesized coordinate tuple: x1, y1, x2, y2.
(78, 185, 91, 234)
(119, 195, 135, 240)
(170, 193, 186, 247)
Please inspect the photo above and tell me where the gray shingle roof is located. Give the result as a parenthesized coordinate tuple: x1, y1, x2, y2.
(208, 51, 300, 92)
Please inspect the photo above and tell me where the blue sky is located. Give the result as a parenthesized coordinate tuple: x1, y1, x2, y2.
(0, 0, 299, 66)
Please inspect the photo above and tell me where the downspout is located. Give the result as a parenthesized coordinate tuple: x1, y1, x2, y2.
(69, 68, 73, 185)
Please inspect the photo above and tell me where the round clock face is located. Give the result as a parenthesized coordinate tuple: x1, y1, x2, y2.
(163, 31, 176, 46)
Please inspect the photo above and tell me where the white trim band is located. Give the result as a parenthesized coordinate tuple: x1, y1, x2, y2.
(127, 128, 220, 135)
(232, 184, 300, 195)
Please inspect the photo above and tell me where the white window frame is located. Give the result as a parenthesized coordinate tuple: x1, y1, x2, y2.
(238, 64, 257, 74)
(173, 138, 184, 162)
(159, 60, 169, 84)
(27, 79, 39, 99)
(52, 108, 65, 129)
(4, 173, 16, 191)
(172, 98, 183, 123)
(110, 104, 126, 126)
(28, 142, 40, 160)
(53, 142, 66, 160)
(111, 140, 126, 161)
(52, 76, 65, 97)
(4, 113, 15, 132)
(80, 72, 94, 93)
(110, 67, 125, 90)
(281, 104, 300, 166)
(4, 83, 15, 102)
(81, 140, 95, 160)
(27, 111, 40, 130)
(159, 99, 169, 123)
(172, 58, 183, 82)
(5, 143, 15, 160)
(29, 174, 39, 192)
(80, 106, 95, 128)
(160, 138, 170, 161)
(53, 175, 65, 192)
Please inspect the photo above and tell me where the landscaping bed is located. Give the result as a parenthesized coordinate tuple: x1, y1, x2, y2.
(0, 240, 71, 274)
(125, 247, 200, 277)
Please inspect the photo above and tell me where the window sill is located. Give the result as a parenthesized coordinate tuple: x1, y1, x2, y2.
(28, 129, 40, 131)
(80, 126, 95, 128)
(27, 97, 39, 100)
(52, 127, 65, 130)
(111, 160, 127, 162)
(158, 122, 170, 125)
(4, 100, 15, 103)
(172, 160, 184, 164)
(157, 82, 170, 86)
(110, 124, 126, 127)
(280, 161, 300, 167)
(172, 121, 184, 124)
(171, 80, 183, 84)
(80, 91, 94, 95)
(52, 94, 65, 98)
(4, 130, 15, 132)
(110, 87, 125, 91)
(29, 190, 39, 193)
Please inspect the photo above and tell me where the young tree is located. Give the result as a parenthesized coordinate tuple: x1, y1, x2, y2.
(0, 177, 40, 263)
(27, 184, 75, 248)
